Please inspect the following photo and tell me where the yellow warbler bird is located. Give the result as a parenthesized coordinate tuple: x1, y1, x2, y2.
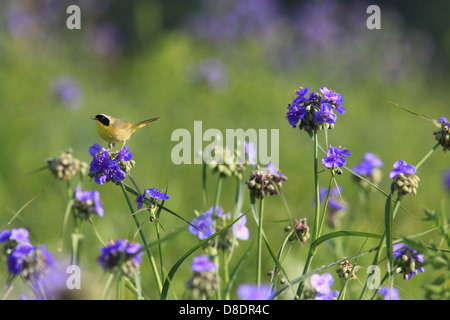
(91, 114, 159, 149)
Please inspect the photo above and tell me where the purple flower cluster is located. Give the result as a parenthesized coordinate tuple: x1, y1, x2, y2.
(310, 273, 339, 300)
(97, 238, 143, 276)
(287, 86, 345, 132)
(136, 188, 170, 210)
(188, 206, 249, 249)
(88, 143, 133, 185)
(191, 255, 216, 273)
(353, 153, 383, 176)
(0, 228, 56, 282)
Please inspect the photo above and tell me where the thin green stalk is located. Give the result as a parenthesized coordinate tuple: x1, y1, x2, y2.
(415, 141, 440, 170)
(119, 181, 163, 297)
(317, 174, 334, 237)
(256, 196, 265, 287)
(296, 128, 320, 298)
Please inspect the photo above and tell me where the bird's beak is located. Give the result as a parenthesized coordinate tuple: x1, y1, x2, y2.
(90, 116, 97, 120)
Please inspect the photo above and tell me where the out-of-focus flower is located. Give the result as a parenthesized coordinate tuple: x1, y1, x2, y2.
(352, 152, 383, 186)
(232, 214, 249, 241)
(378, 287, 400, 300)
(443, 169, 450, 191)
(46, 148, 87, 181)
(237, 283, 272, 300)
(191, 255, 216, 273)
(186, 255, 220, 299)
(310, 273, 339, 300)
(188, 210, 215, 240)
(188, 58, 229, 91)
(51, 76, 83, 110)
(314, 186, 347, 228)
(97, 239, 143, 277)
(393, 243, 425, 280)
(244, 141, 257, 166)
(73, 187, 104, 219)
(89, 23, 125, 58)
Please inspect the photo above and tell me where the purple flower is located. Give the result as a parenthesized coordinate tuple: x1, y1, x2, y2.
(322, 145, 351, 169)
(353, 152, 383, 176)
(389, 160, 416, 179)
(51, 76, 82, 109)
(315, 186, 346, 212)
(232, 215, 249, 240)
(244, 141, 257, 166)
(116, 146, 133, 161)
(74, 187, 104, 217)
(310, 273, 334, 294)
(393, 243, 424, 280)
(188, 211, 215, 240)
(0, 228, 30, 244)
(314, 102, 337, 124)
(98, 239, 143, 273)
(267, 162, 283, 177)
(237, 283, 272, 300)
(136, 188, 170, 209)
(293, 87, 310, 104)
(378, 287, 400, 300)
(88, 144, 127, 185)
(191, 255, 216, 272)
(320, 87, 345, 112)
(442, 169, 450, 191)
(286, 103, 306, 128)
(6, 242, 34, 274)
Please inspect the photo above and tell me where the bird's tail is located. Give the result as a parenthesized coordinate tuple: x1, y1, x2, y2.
(132, 117, 160, 132)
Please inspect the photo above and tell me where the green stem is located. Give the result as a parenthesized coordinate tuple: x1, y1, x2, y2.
(415, 141, 440, 170)
(256, 196, 265, 287)
(295, 128, 320, 298)
(119, 181, 163, 297)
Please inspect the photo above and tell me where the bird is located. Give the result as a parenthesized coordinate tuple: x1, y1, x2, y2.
(91, 114, 160, 149)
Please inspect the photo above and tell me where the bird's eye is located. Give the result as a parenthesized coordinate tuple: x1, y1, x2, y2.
(96, 114, 110, 126)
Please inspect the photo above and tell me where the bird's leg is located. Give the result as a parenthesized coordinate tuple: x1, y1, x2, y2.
(108, 142, 115, 150)
(121, 141, 126, 150)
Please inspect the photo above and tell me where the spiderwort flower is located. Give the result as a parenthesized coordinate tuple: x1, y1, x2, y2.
(88, 143, 131, 185)
(286, 85, 345, 133)
(136, 188, 169, 209)
(188, 210, 215, 240)
(393, 243, 425, 280)
(378, 287, 400, 300)
(443, 169, 450, 191)
(191, 255, 216, 272)
(352, 152, 383, 186)
(73, 187, 104, 219)
(237, 283, 272, 300)
(322, 145, 351, 173)
(232, 214, 249, 241)
(390, 160, 420, 196)
(186, 255, 220, 299)
(310, 273, 339, 300)
(314, 186, 347, 228)
(433, 117, 450, 152)
(97, 239, 143, 277)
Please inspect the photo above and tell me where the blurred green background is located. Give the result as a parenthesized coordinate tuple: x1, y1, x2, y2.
(1, 0, 449, 299)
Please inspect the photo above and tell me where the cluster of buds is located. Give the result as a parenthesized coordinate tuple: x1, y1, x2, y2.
(97, 239, 143, 278)
(392, 173, 420, 196)
(185, 255, 219, 299)
(336, 258, 358, 280)
(185, 270, 220, 299)
(433, 117, 450, 152)
(202, 143, 247, 180)
(245, 164, 287, 199)
(393, 243, 425, 280)
(285, 218, 310, 243)
(46, 148, 87, 181)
